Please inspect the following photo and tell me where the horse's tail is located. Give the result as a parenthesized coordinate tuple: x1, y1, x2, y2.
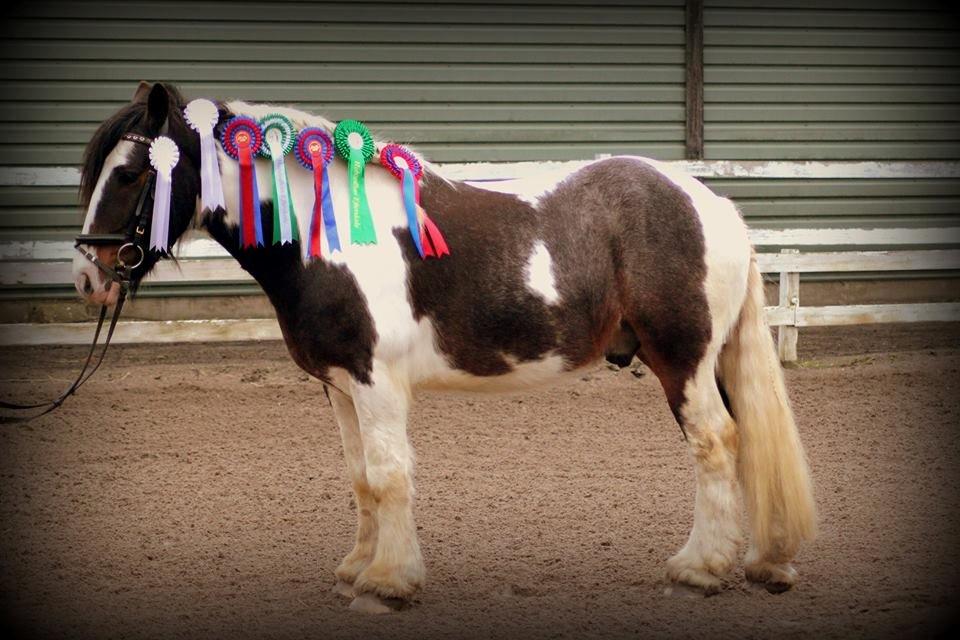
(718, 255, 816, 565)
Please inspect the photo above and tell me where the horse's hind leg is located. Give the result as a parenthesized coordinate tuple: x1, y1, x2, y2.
(642, 343, 741, 594)
(328, 389, 379, 596)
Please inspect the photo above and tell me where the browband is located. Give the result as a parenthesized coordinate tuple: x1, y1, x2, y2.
(121, 132, 153, 146)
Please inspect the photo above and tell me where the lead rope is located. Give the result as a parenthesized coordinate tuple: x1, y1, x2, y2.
(0, 281, 128, 423)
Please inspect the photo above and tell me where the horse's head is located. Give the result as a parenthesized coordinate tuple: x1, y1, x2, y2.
(73, 81, 202, 305)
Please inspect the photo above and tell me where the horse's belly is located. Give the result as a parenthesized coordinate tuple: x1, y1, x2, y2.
(414, 352, 588, 393)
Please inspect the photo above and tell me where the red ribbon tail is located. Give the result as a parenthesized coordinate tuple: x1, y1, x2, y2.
(421, 215, 449, 258)
(420, 225, 435, 258)
(310, 166, 324, 258)
(238, 144, 256, 249)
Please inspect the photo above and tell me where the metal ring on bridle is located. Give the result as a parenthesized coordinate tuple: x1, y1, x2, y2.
(117, 242, 144, 270)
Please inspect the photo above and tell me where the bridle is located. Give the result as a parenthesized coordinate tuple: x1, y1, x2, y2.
(76, 131, 157, 279)
(0, 132, 158, 422)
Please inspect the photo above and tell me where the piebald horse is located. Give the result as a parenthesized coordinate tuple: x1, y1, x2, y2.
(73, 82, 816, 612)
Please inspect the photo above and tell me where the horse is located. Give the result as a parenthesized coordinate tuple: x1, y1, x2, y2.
(72, 81, 816, 613)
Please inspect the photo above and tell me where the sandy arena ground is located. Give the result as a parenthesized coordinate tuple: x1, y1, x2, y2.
(1, 323, 959, 639)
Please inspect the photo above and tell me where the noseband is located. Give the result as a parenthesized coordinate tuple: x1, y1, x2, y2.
(1, 132, 158, 422)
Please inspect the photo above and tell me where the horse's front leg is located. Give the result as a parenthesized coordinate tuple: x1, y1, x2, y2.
(348, 364, 425, 612)
(328, 389, 379, 596)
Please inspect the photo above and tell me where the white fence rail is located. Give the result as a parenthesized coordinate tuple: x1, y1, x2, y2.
(755, 228, 960, 361)
(1, 227, 958, 354)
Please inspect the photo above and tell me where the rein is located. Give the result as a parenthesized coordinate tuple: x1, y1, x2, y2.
(0, 133, 155, 423)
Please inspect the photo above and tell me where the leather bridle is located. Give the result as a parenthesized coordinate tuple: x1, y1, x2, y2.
(0, 132, 158, 422)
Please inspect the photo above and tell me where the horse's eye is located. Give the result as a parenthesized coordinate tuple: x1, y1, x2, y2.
(117, 169, 140, 185)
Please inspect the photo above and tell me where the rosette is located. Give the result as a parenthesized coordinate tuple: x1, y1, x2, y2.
(258, 114, 299, 246)
(333, 119, 377, 245)
(295, 127, 340, 258)
(379, 144, 449, 259)
(147, 136, 180, 253)
(220, 116, 264, 248)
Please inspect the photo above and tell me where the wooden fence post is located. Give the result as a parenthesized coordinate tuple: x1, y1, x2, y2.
(777, 248, 800, 362)
(685, 0, 704, 160)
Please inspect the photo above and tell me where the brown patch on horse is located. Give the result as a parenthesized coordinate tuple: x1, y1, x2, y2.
(403, 157, 711, 390)
(541, 158, 711, 421)
(617, 159, 712, 423)
(540, 158, 711, 382)
(401, 175, 559, 376)
(204, 206, 377, 386)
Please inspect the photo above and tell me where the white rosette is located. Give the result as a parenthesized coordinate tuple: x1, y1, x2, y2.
(183, 98, 225, 213)
(148, 136, 180, 252)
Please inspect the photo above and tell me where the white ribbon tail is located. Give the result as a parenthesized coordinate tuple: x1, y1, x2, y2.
(272, 146, 293, 244)
(150, 171, 172, 252)
(200, 131, 225, 211)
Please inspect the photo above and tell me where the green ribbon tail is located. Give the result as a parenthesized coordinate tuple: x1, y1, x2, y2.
(348, 147, 377, 245)
(271, 173, 282, 245)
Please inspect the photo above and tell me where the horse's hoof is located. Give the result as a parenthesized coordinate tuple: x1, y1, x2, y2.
(666, 559, 724, 596)
(332, 580, 355, 598)
(349, 592, 408, 614)
(745, 561, 797, 594)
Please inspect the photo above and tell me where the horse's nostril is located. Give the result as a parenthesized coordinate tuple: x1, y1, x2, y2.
(80, 273, 94, 296)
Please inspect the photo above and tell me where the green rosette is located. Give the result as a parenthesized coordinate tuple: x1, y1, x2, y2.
(257, 113, 296, 159)
(334, 119, 377, 245)
(258, 114, 299, 245)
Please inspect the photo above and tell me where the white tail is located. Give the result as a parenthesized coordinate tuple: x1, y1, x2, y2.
(719, 256, 816, 565)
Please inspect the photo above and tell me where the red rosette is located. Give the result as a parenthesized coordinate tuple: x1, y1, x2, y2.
(380, 144, 423, 182)
(220, 116, 263, 160)
(295, 128, 334, 170)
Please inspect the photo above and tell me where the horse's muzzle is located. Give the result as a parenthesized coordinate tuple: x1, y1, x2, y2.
(73, 244, 122, 306)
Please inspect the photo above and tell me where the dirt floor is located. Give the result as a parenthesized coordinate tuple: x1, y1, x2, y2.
(1, 323, 959, 639)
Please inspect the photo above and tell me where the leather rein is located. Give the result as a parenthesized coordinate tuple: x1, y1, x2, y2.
(0, 132, 157, 422)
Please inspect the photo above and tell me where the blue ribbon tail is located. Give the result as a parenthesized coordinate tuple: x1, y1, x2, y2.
(402, 169, 424, 258)
(321, 166, 341, 252)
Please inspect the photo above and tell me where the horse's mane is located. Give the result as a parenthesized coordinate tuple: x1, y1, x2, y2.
(225, 100, 445, 179)
(79, 83, 193, 207)
(224, 101, 337, 136)
(81, 90, 445, 209)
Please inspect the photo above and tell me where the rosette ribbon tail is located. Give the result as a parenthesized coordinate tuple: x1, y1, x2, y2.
(401, 168, 425, 258)
(199, 132, 225, 212)
(414, 182, 449, 258)
(420, 212, 450, 258)
(347, 146, 377, 245)
(269, 143, 298, 246)
(150, 169, 172, 253)
(307, 151, 340, 257)
(238, 137, 262, 248)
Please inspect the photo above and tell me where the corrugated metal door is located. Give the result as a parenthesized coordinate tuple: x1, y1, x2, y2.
(703, 0, 960, 231)
(0, 0, 687, 248)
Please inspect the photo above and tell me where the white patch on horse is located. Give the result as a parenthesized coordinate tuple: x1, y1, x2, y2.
(80, 140, 135, 234)
(524, 240, 560, 304)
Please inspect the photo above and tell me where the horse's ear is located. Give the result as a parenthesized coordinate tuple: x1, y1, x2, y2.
(132, 81, 152, 104)
(145, 83, 170, 134)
